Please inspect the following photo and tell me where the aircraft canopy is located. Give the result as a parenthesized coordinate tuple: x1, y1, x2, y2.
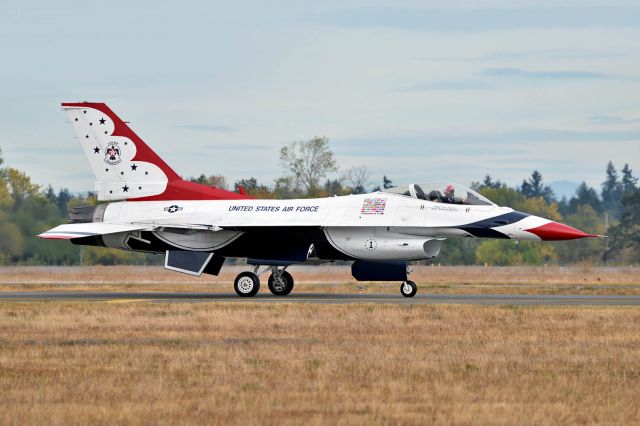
(382, 183, 495, 206)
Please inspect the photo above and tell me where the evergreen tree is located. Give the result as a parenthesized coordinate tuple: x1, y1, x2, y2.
(373, 175, 393, 192)
(621, 163, 638, 193)
(520, 170, 555, 203)
(323, 178, 345, 196)
(234, 177, 271, 197)
(44, 185, 57, 204)
(566, 182, 603, 215)
(479, 174, 502, 190)
(601, 161, 623, 218)
(56, 188, 72, 215)
(607, 187, 640, 263)
(382, 175, 393, 189)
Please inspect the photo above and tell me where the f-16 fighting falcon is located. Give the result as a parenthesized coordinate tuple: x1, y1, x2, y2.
(40, 103, 598, 297)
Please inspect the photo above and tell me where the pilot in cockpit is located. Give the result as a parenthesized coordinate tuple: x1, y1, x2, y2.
(443, 184, 456, 204)
(427, 185, 455, 203)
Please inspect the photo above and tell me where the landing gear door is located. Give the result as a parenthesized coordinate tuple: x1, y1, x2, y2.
(164, 250, 215, 276)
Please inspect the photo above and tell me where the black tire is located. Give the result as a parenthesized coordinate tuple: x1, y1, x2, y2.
(400, 280, 417, 297)
(234, 272, 260, 297)
(268, 271, 294, 296)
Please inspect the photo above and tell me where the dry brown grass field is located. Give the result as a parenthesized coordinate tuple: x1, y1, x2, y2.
(1, 265, 639, 294)
(1, 302, 639, 425)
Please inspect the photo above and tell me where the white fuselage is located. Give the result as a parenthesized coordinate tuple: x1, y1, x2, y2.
(93, 192, 548, 261)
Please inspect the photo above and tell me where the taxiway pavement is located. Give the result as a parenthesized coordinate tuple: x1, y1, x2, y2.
(0, 291, 639, 305)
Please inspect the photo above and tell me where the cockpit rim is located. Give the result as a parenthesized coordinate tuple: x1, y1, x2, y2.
(380, 182, 496, 206)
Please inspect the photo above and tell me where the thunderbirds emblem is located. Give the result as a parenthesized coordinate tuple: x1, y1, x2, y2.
(104, 142, 122, 165)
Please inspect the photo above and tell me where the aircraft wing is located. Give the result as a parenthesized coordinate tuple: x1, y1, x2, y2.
(38, 222, 225, 240)
(38, 223, 152, 240)
(131, 222, 224, 232)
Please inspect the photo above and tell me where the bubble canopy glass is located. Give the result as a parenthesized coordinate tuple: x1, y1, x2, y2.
(382, 183, 495, 206)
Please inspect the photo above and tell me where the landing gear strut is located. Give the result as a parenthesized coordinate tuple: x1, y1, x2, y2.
(233, 265, 295, 297)
(400, 280, 417, 297)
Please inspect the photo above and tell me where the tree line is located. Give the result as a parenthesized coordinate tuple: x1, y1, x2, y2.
(0, 138, 638, 266)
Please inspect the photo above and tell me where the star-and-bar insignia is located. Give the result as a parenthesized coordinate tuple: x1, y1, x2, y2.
(164, 205, 183, 213)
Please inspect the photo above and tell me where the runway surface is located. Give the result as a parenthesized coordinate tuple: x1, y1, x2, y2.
(0, 291, 639, 305)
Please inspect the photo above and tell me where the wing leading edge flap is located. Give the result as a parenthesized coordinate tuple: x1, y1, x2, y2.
(38, 223, 151, 240)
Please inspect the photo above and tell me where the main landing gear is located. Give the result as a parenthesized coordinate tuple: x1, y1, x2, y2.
(233, 265, 295, 297)
(400, 280, 417, 297)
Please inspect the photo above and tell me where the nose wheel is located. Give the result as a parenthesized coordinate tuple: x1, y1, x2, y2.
(401, 280, 417, 297)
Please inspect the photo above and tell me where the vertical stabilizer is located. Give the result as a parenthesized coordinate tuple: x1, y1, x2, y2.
(62, 102, 248, 201)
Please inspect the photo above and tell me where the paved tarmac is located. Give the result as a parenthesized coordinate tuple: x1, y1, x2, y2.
(0, 291, 639, 305)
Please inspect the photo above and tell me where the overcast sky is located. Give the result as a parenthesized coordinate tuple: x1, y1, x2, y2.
(1, 0, 639, 196)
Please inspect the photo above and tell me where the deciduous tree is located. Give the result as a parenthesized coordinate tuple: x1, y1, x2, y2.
(280, 137, 337, 196)
(343, 165, 370, 194)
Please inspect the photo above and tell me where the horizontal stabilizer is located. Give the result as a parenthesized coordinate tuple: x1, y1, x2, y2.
(38, 223, 149, 240)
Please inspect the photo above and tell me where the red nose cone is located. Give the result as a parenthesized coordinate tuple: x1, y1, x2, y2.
(525, 222, 597, 241)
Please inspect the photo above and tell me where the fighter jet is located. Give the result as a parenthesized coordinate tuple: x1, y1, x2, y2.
(40, 102, 598, 297)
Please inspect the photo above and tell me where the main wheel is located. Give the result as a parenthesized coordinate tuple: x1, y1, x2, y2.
(234, 272, 260, 297)
(400, 280, 417, 297)
(268, 271, 294, 296)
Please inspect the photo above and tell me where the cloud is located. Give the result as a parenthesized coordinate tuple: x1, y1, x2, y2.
(483, 67, 610, 80)
(199, 143, 270, 151)
(6, 146, 77, 155)
(56, 171, 93, 181)
(399, 80, 491, 92)
(314, 7, 640, 32)
(333, 128, 640, 158)
(176, 124, 239, 132)
(480, 49, 627, 61)
(426, 49, 628, 63)
(588, 115, 640, 125)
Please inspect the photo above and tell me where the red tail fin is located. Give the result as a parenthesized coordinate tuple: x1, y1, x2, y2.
(62, 102, 249, 201)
